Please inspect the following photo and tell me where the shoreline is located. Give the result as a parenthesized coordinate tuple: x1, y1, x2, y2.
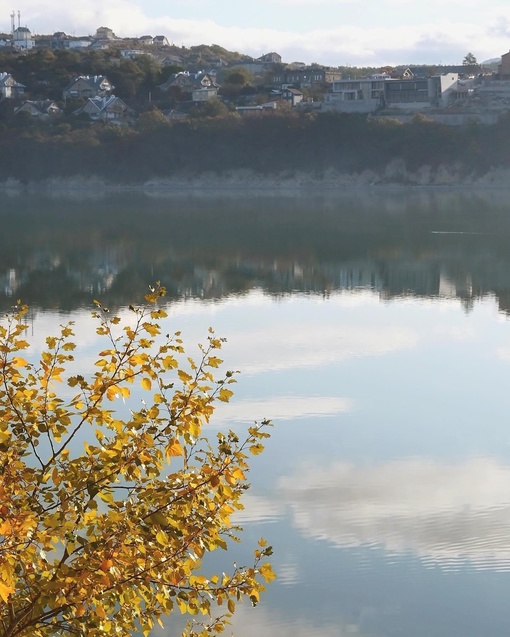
(2, 164, 510, 195)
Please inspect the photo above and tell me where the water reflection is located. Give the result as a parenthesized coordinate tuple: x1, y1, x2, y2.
(6, 191, 510, 637)
(278, 458, 510, 571)
(3, 189, 510, 314)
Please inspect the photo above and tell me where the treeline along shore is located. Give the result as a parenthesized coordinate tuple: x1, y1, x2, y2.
(3, 111, 510, 188)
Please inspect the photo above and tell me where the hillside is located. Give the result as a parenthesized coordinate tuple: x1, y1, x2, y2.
(1, 110, 510, 188)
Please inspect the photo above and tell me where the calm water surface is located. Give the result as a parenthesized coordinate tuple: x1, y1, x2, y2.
(4, 189, 510, 636)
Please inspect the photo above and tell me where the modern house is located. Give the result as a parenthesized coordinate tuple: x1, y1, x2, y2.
(323, 76, 389, 112)
(270, 68, 343, 89)
(385, 74, 458, 109)
(323, 73, 459, 113)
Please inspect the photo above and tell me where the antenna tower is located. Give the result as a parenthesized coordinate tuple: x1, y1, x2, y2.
(10, 10, 14, 35)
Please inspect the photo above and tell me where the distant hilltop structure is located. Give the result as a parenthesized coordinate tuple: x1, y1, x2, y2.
(95, 26, 116, 40)
(9, 10, 35, 50)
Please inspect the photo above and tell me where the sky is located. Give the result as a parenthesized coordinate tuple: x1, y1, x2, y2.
(2, 0, 510, 67)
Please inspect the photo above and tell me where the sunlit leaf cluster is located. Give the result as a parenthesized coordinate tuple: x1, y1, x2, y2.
(0, 284, 273, 637)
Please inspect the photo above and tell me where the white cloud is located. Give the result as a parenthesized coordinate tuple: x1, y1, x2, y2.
(227, 322, 418, 375)
(226, 605, 366, 637)
(6, 0, 510, 65)
(213, 395, 353, 424)
(278, 458, 510, 570)
(233, 493, 285, 524)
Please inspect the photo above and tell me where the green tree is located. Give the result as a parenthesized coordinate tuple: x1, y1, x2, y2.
(0, 285, 273, 637)
(223, 68, 252, 87)
(136, 108, 170, 133)
(463, 52, 478, 65)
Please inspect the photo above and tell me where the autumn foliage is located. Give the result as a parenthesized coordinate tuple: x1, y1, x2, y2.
(0, 284, 273, 637)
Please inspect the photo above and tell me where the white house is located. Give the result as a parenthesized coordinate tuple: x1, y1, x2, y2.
(323, 73, 459, 113)
(12, 26, 35, 50)
(323, 76, 389, 113)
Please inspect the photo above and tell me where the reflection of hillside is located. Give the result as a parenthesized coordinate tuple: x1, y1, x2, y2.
(2, 191, 510, 312)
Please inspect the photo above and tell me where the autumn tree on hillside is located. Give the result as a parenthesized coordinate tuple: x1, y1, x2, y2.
(0, 284, 274, 637)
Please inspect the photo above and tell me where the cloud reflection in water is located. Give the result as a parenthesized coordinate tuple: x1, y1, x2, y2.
(238, 458, 510, 572)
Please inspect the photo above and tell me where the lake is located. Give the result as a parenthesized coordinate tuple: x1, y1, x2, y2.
(4, 188, 510, 637)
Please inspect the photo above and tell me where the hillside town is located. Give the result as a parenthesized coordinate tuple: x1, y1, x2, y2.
(1, 15, 510, 127)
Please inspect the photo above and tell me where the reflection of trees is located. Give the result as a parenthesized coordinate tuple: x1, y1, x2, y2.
(3, 191, 510, 311)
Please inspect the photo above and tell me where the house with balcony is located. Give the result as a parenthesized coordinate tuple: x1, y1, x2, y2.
(384, 73, 458, 109)
(323, 73, 458, 113)
(323, 77, 389, 113)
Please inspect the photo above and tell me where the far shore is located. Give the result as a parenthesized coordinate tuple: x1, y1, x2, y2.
(2, 163, 510, 196)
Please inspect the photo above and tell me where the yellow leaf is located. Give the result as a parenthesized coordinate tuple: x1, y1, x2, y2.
(178, 369, 192, 383)
(141, 377, 152, 391)
(0, 579, 13, 603)
(143, 322, 160, 337)
(163, 356, 178, 370)
(218, 388, 234, 403)
(166, 439, 183, 458)
(12, 357, 28, 368)
(156, 531, 167, 546)
(231, 467, 246, 481)
(259, 563, 276, 583)
(95, 605, 107, 620)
